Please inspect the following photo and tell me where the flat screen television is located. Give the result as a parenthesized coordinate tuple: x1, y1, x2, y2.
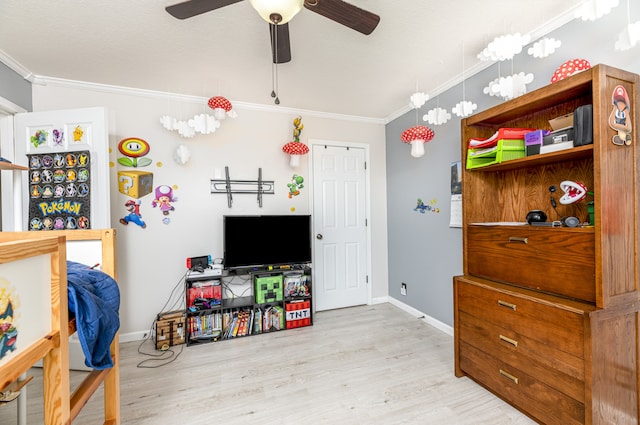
(223, 215, 312, 270)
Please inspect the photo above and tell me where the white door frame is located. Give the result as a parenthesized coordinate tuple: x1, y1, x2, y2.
(308, 138, 372, 308)
(0, 96, 27, 231)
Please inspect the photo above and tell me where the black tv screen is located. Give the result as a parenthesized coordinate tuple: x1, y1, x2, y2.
(223, 215, 312, 270)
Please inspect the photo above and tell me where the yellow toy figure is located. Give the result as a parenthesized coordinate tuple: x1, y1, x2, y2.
(293, 116, 304, 142)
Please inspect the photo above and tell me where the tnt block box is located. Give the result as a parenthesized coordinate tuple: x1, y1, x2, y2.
(255, 274, 283, 304)
(155, 310, 185, 350)
(285, 300, 312, 329)
(118, 170, 153, 199)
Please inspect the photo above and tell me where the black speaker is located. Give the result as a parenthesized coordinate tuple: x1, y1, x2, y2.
(526, 210, 547, 224)
(561, 216, 580, 227)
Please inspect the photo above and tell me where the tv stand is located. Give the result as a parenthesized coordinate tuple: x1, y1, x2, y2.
(185, 265, 312, 345)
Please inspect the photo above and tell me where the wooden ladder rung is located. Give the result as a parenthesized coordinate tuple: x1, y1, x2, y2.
(69, 369, 109, 421)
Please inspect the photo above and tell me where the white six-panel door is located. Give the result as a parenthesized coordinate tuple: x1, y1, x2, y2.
(312, 144, 368, 311)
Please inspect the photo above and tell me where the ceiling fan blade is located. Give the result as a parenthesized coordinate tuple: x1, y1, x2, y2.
(269, 23, 292, 64)
(304, 0, 380, 35)
(165, 0, 244, 19)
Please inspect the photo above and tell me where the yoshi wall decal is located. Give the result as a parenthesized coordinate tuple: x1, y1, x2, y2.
(287, 174, 304, 198)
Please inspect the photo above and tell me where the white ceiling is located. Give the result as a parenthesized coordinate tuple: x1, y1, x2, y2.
(0, 0, 585, 120)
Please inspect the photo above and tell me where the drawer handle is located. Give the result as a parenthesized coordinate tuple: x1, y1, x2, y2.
(499, 334, 518, 347)
(508, 236, 528, 244)
(500, 369, 519, 384)
(497, 300, 517, 311)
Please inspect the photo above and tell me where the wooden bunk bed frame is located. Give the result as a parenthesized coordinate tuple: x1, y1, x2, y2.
(0, 228, 120, 425)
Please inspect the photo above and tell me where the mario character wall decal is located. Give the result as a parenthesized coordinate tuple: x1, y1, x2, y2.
(152, 185, 177, 224)
(120, 199, 146, 228)
(609, 85, 633, 146)
(287, 175, 305, 198)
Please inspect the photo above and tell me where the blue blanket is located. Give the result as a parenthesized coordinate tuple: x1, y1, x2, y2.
(66, 261, 120, 370)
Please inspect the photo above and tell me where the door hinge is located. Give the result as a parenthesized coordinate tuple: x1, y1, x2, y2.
(365, 218, 368, 227)
(366, 275, 369, 284)
(364, 161, 367, 170)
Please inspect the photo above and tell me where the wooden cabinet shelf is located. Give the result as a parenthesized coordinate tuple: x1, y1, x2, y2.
(454, 64, 640, 425)
(467, 144, 593, 172)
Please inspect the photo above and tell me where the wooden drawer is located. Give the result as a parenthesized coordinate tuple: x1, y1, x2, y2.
(458, 311, 585, 403)
(460, 341, 584, 425)
(466, 225, 595, 302)
(456, 278, 586, 358)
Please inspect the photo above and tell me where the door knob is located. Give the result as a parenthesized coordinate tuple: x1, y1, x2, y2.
(316, 233, 323, 240)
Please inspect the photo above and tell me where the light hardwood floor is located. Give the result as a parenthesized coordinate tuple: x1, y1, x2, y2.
(1, 303, 536, 424)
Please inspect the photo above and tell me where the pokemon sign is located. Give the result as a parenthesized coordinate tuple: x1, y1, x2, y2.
(27, 150, 91, 231)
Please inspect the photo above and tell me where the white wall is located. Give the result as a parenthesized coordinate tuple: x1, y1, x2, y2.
(31, 83, 388, 337)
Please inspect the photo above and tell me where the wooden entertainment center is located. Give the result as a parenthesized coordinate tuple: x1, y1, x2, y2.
(454, 64, 639, 424)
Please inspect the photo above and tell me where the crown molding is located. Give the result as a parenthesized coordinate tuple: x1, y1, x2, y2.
(0, 96, 27, 115)
(383, 4, 581, 124)
(0, 47, 383, 124)
(28, 75, 384, 125)
(0, 49, 35, 82)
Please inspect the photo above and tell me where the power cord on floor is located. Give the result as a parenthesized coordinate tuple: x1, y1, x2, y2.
(136, 336, 184, 368)
(136, 270, 187, 368)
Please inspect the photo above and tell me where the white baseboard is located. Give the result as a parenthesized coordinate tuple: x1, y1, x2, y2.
(121, 299, 453, 343)
(378, 296, 454, 336)
(119, 330, 152, 343)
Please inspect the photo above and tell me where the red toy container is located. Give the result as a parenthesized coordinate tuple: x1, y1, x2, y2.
(285, 300, 312, 329)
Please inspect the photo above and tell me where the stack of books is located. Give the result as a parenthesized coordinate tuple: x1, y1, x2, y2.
(467, 128, 535, 169)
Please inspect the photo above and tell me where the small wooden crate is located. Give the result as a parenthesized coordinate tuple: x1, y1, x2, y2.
(155, 310, 186, 350)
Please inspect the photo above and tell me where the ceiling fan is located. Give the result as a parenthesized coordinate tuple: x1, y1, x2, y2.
(165, 0, 380, 64)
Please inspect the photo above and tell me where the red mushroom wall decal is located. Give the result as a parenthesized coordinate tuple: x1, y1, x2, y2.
(207, 96, 238, 119)
(282, 116, 308, 168)
(401, 125, 434, 158)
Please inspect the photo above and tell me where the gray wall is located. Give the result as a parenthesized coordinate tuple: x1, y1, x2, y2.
(386, 5, 640, 327)
(0, 62, 32, 111)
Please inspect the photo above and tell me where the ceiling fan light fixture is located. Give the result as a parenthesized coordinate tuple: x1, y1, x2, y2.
(249, 0, 304, 24)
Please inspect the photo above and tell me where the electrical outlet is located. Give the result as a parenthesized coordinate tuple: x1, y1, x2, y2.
(401, 282, 407, 296)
